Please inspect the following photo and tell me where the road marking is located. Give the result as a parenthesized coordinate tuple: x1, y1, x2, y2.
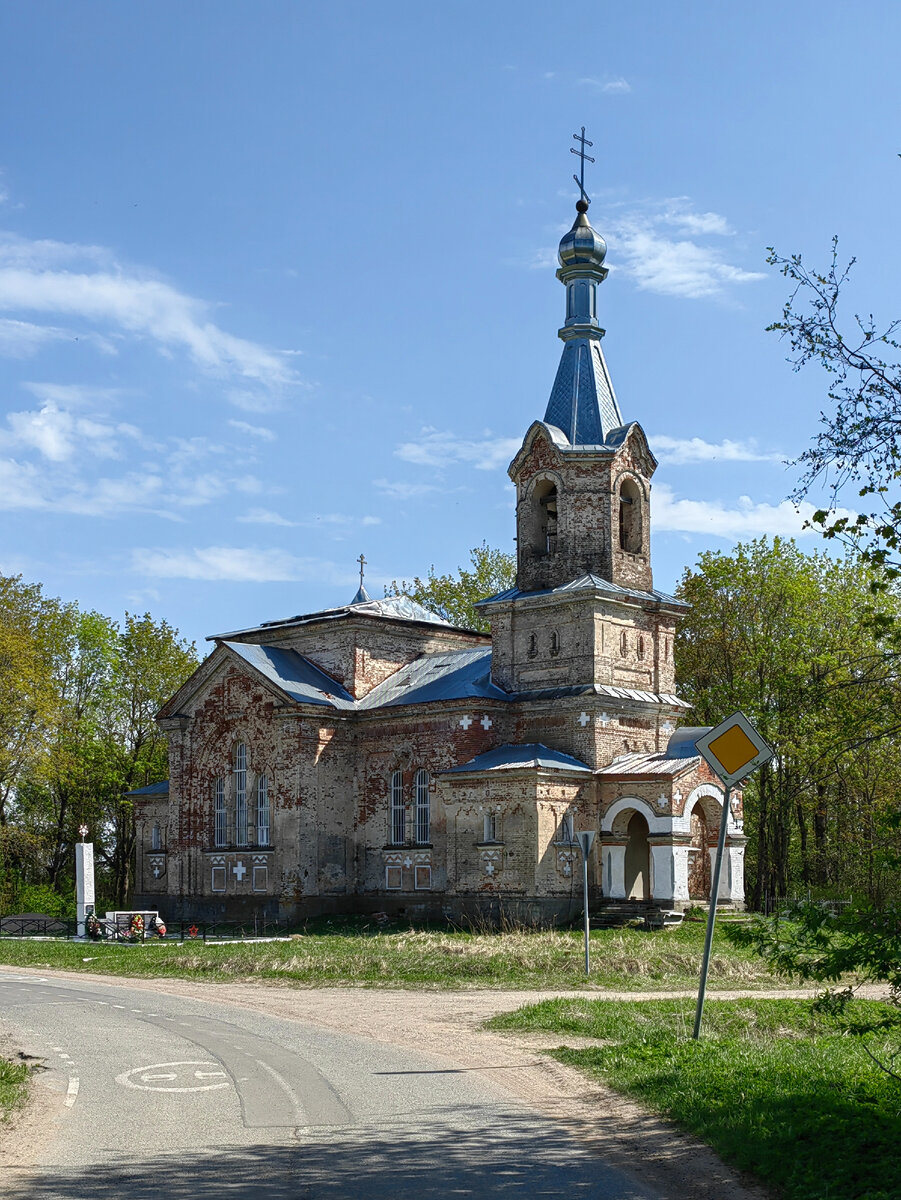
(252, 1056, 303, 1117)
(116, 1061, 231, 1094)
(131, 1009, 143, 1014)
(65, 1077, 79, 1108)
(112, 1004, 125, 1009)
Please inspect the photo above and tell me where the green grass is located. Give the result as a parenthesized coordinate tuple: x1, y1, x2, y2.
(488, 996, 901, 1200)
(0, 1056, 30, 1122)
(0, 916, 777, 990)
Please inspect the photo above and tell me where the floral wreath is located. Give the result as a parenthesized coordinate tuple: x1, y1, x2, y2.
(129, 913, 145, 938)
(86, 913, 103, 940)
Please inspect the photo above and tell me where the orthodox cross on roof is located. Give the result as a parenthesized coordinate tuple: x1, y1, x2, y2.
(357, 553, 367, 589)
(570, 126, 595, 207)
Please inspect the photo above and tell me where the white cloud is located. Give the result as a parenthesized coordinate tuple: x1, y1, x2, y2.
(373, 478, 442, 500)
(579, 76, 632, 94)
(0, 232, 298, 401)
(650, 435, 785, 466)
(228, 419, 275, 441)
(238, 507, 382, 529)
(652, 484, 857, 538)
(395, 428, 520, 471)
(0, 402, 141, 462)
(237, 507, 297, 527)
(131, 546, 352, 584)
(22, 381, 129, 408)
(613, 225, 764, 299)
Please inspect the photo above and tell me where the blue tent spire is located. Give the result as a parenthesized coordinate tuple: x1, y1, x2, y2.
(543, 199, 624, 445)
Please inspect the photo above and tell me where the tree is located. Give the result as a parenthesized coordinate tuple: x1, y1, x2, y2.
(768, 240, 901, 591)
(675, 537, 901, 907)
(386, 542, 515, 632)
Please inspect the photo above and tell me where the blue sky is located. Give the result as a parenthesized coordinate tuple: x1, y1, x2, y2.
(2, 2, 900, 648)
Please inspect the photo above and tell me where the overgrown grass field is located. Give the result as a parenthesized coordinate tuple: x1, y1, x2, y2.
(0, 916, 777, 990)
(489, 996, 901, 1200)
(0, 1056, 30, 1122)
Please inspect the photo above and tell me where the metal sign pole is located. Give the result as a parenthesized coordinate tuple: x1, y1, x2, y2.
(576, 830, 596, 977)
(692, 783, 731, 1040)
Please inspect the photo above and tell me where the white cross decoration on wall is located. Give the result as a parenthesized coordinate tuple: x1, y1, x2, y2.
(578, 712, 590, 727)
(673, 790, 683, 804)
(459, 715, 473, 730)
(480, 715, 493, 730)
(598, 712, 611, 726)
(661, 720, 675, 736)
(233, 862, 246, 881)
(657, 793, 668, 807)
(403, 856, 413, 869)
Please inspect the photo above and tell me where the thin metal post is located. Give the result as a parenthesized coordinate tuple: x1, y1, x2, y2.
(583, 849, 591, 976)
(692, 784, 731, 1039)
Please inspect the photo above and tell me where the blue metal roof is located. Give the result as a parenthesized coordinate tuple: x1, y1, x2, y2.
(223, 641, 355, 708)
(358, 648, 506, 710)
(475, 572, 687, 610)
(666, 726, 713, 759)
(125, 780, 169, 797)
(445, 743, 592, 774)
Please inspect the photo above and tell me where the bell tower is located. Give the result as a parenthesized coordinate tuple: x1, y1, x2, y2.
(479, 143, 683, 700)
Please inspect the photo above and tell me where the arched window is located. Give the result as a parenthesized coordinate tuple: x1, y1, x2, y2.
(618, 478, 642, 553)
(550, 630, 560, 657)
(214, 777, 226, 847)
(151, 822, 161, 851)
(637, 635, 645, 661)
(257, 775, 270, 847)
(527, 632, 538, 659)
(415, 769, 430, 844)
(235, 743, 248, 847)
(390, 770, 405, 845)
(527, 478, 559, 557)
(620, 630, 628, 658)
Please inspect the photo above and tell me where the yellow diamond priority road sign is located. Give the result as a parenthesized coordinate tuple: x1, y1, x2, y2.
(695, 711, 773, 786)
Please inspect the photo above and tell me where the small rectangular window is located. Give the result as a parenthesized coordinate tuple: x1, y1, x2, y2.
(211, 866, 226, 892)
(483, 812, 497, 843)
(252, 865, 268, 892)
(385, 865, 402, 890)
(414, 865, 432, 891)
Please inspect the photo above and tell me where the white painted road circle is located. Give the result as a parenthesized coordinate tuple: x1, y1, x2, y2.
(115, 1060, 230, 1093)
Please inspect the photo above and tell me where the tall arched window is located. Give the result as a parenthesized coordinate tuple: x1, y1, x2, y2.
(527, 478, 559, 557)
(214, 777, 226, 847)
(235, 743, 248, 847)
(618, 478, 642, 553)
(415, 770, 430, 844)
(637, 635, 645, 661)
(620, 630, 628, 658)
(550, 630, 560, 657)
(257, 775, 270, 847)
(390, 770, 405, 845)
(151, 822, 161, 851)
(527, 632, 538, 659)
(483, 811, 497, 842)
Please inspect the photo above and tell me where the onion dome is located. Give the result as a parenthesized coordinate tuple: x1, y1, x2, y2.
(557, 200, 607, 269)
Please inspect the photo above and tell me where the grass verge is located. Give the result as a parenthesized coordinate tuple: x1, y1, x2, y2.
(488, 996, 901, 1200)
(0, 917, 778, 990)
(0, 1056, 30, 1123)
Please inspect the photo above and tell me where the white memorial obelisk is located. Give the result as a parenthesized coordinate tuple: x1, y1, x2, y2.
(75, 824, 95, 940)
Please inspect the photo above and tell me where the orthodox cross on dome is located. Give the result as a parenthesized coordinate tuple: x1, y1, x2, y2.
(357, 553, 366, 588)
(570, 126, 595, 207)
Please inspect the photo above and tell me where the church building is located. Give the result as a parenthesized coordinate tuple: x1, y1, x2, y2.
(132, 186, 746, 924)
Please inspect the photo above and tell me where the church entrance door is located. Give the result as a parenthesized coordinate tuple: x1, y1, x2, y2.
(624, 812, 650, 900)
(688, 808, 712, 899)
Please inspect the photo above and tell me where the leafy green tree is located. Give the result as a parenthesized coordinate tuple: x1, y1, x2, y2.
(387, 542, 515, 631)
(676, 537, 901, 907)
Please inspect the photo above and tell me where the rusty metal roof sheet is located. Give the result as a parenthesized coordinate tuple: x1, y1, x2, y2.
(210, 593, 472, 642)
(358, 648, 506, 710)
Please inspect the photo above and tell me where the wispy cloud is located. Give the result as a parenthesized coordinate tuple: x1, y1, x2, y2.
(0, 402, 141, 462)
(394, 428, 520, 471)
(373, 478, 442, 500)
(131, 545, 353, 584)
(237, 507, 381, 528)
(579, 76, 632, 94)
(650, 435, 785, 466)
(0, 232, 299, 403)
(228, 419, 276, 441)
(652, 484, 856, 538)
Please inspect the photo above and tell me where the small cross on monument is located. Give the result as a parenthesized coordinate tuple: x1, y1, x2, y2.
(78, 824, 88, 842)
(571, 126, 595, 207)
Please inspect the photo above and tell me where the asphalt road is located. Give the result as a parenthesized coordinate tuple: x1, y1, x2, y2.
(0, 970, 657, 1199)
